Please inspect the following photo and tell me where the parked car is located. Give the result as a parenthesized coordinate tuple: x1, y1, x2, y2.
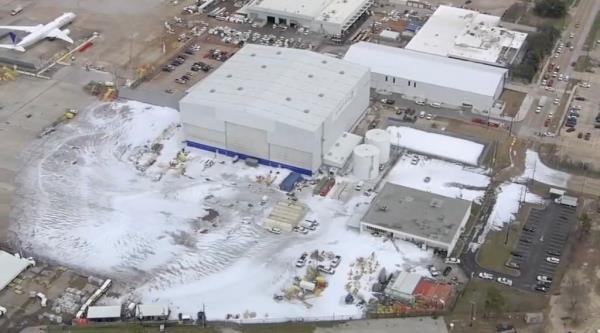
(292, 226, 308, 234)
(317, 264, 335, 275)
(428, 266, 440, 277)
(566, 127, 576, 132)
(445, 257, 461, 264)
(267, 227, 282, 234)
(584, 132, 591, 141)
(535, 285, 548, 293)
(505, 261, 520, 269)
(295, 252, 308, 267)
(537, 275, 553, 283)
(546, 256, 560, 264)
(546, 249, 561, 256)
(415, 100, 426, 106)
(429, 102, 441, 108)
(578, 132, 584, 139)
(331, 255, 342, 268)
(478, 272, 494, 280)
(162, 65, 175, 72)
(497, 277, 513, 286)
(381, 98, 395, 105)
(442, 266, 452, 276)
(418, 111, 426, 118)
(523, 225, 536, 232)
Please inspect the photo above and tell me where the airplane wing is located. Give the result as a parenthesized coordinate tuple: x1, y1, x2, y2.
(47, 28, 73, 43)
(0, 25, 39, 33)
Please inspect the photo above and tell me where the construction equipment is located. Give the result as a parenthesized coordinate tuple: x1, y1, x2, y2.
(38, 108, 79, 138)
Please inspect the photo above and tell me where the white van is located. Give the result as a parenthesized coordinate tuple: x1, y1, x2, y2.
(11, 6, 23, 16)
(429, 102, 441, 108)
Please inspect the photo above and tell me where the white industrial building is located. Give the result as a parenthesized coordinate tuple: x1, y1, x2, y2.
(343, 42, 507, 112)
(180, 44, 370, 175)
(0, 250, 33, 292)
(406, 5, 528, 68)
(361, 183, 472, 256)
(243, 0, 374, 36)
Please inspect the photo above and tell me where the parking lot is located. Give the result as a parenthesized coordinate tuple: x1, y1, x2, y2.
(508, 203, 577, 292)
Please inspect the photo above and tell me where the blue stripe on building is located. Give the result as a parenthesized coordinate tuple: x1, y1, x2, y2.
(185, 140, 313, 176)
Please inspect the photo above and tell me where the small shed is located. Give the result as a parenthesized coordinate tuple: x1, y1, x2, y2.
(379, 30, 400, 41)
(87, 305, 121, 322)
(549, 188, 565, 198)
(555, 195, 577, 207)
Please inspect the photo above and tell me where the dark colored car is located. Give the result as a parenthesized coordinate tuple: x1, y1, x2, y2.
(443, 266, 452, 276)
(523, 225, 536, 232)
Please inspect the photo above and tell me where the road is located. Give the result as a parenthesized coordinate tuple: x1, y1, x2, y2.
(517, 0, 600, 139)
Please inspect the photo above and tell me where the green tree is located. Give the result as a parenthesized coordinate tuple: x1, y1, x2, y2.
(534, 0, 567, 18)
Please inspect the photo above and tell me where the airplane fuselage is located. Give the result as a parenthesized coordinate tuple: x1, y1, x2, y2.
(11, 12, 76, 50)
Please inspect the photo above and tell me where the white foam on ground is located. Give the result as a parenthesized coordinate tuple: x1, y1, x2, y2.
(386, 126, 484, 165)
(521, 150, 571, 188)
(386, 153, 490, 202)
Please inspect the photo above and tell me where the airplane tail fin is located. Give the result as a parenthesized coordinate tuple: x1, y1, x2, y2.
(0, 44, 25, 52)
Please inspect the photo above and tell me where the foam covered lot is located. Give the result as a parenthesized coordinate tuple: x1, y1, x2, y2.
(387, 126, 484, 165)
(10, 101, 433, 320)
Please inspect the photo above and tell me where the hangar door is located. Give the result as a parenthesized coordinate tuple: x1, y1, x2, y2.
(225, 122, 269, 159)
(270, 144, 313, 171)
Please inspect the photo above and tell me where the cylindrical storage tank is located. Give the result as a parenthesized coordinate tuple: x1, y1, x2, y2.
(365, 129, 391, 164)
(353, 144, 380, 180)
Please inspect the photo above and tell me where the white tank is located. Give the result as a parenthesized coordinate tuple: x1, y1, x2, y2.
(353, 144, 380, 180)
(365, 129, 391, 164)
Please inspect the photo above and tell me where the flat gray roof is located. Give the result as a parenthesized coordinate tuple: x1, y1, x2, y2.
(362, 183, 471, 245)
(0, 251, 31, 291)
(87, 306, 121, 319)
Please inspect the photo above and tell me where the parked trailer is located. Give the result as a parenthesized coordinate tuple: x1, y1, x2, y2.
(279, 172, 303, 192)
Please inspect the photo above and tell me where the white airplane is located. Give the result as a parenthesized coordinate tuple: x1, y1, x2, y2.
(0, 12, 76, 52)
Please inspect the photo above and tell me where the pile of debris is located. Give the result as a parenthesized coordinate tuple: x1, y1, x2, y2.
(83, 80, 117, 101)
(52, 287, 86, 315)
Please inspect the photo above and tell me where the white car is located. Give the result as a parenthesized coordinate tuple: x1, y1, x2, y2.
(478, 272, 494, 280)
(553, 98, 560, 105)
(429, 102, 441, 108)
(445, 257, 461, 264)
(418, 111, 426, 118)
(426, 113, 433, 120)
(497, 277, 513, 286)
(267, 226, 281, 234)
(428, 266, 440, 277)
(415, 100, 426, 106)
(546, 256, 560, 264)
(535, 106, 542, 113)
(569, 33, 575, 38)
(545, 86, 556, 92)
(537, 275, 553, 283)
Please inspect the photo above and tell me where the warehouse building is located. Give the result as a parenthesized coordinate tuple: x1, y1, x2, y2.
(180, 44, 370, 175)
(244, 0, 374, 37)
(86, 306, 121, 322)
(360, 183, 472, 256)
(0, 250, 33, 292)
(406, 6, 527, 68)
(343, 42, 507, 112)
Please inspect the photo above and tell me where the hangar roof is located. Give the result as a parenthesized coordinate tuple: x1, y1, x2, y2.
(0, 250, 31, 291)
(181, 44, 369, 132)
(246, 0, 372, 26)
(343, 42, 506, 97)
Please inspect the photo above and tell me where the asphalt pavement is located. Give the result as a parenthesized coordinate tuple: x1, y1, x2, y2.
(461, 202, 577, 292)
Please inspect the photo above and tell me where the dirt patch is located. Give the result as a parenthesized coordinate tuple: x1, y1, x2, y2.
(500, 90, 527, 118)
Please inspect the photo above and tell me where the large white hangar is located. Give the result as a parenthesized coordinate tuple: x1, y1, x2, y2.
(243, 0, 374, 36)
(343, 42, 507, 112)
(179, 44, 370, 175)
(406, 5, 528, 68)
